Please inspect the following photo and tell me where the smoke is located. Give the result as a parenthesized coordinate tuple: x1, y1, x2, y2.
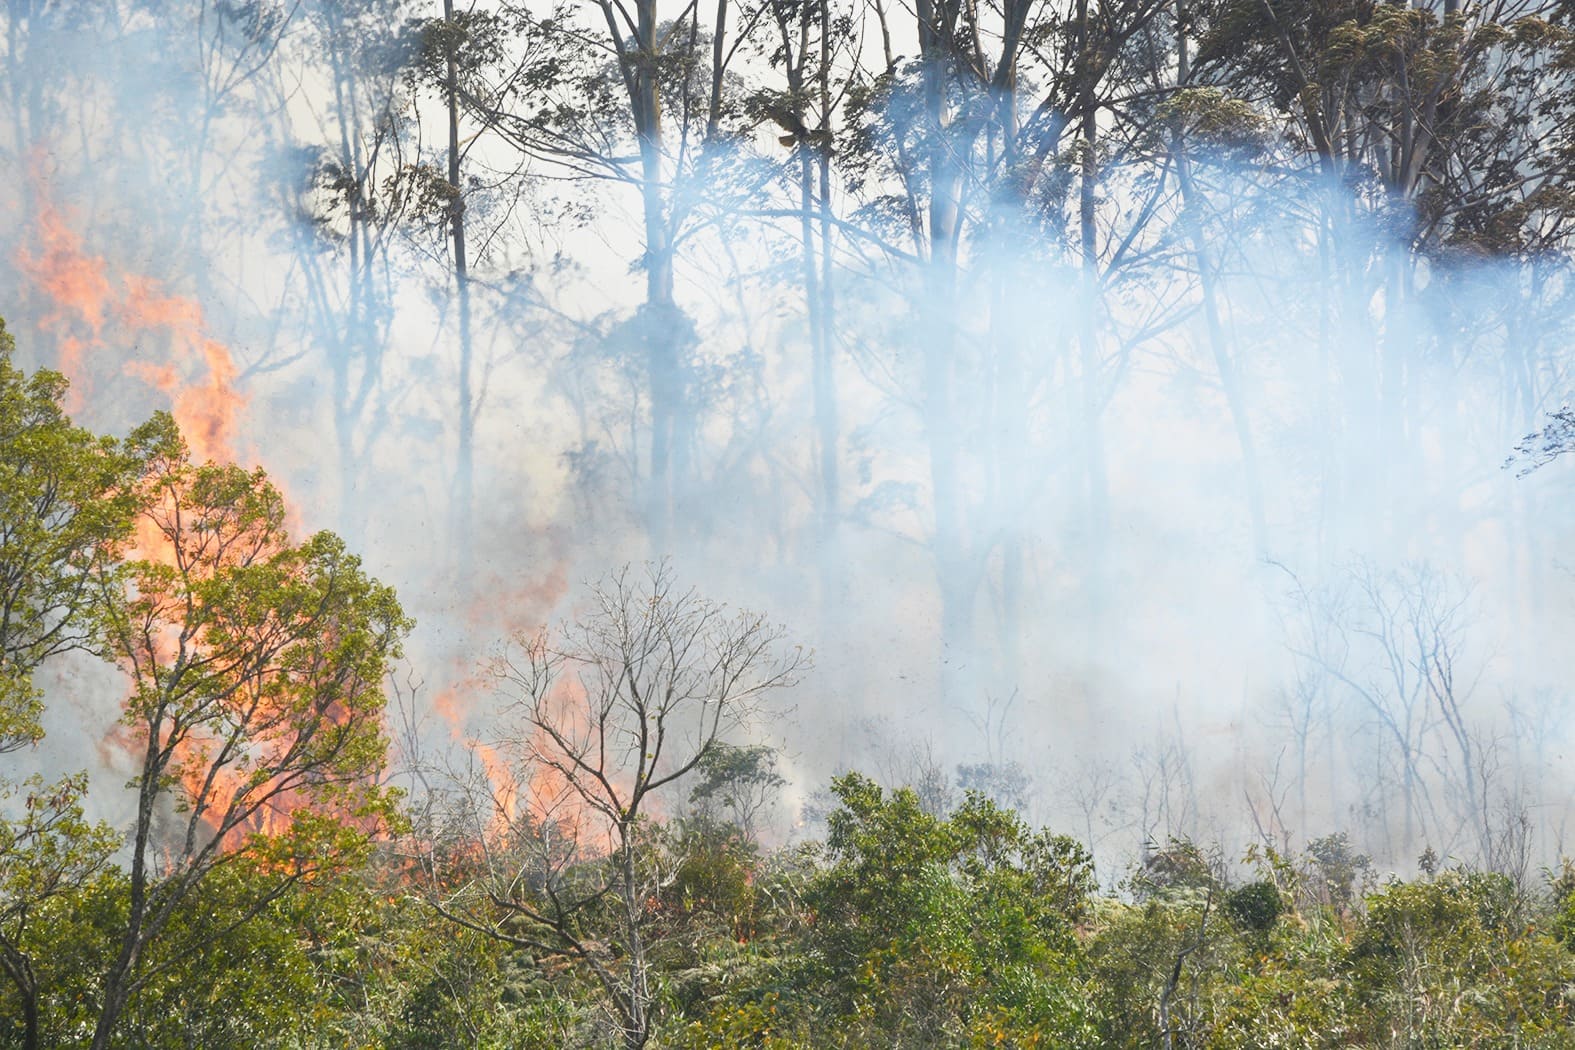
(5, 0, 1575, 876)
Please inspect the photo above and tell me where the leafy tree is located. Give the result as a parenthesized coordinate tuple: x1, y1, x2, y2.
(687, 741, 786, 840)
(85, 415, 411, 1050)
(0, 317, 146, 1050)
(1222, 880, 1281, 935)
(454, 0, 768, 545)
(0, 775, 118, 1050)
(83, 863, 319, 1050)
(262, 0, 426, 543)
(801, 773, 1101, 1047)
(0, 317, 146, 750)
(1345, 868, 1574, 1046)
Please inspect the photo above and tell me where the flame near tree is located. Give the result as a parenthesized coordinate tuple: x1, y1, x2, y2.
(84, 412, 411, 1050)
(424, 563, 802, 1050)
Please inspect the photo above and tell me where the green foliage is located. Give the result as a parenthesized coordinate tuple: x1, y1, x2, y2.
(0, 348, 415, 1047)
(0, 862, 319, 1050)
(796, 774, 1102, 1047)
(0, 774, 119, 1050)
(688, 743, 785, 835)
(0, 319, 150, 751)
(1131, 837, 1219, 901)
(1224, 880, 1283, 934)
(1193, 0, 1575, 257)
(1341, 869, 1575, 1045)
(1302, 832, 1372, 914)
(104, 428, 412, 866)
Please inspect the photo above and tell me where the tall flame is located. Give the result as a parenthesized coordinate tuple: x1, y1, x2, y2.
(430, 651, 616, 855)
(15, 160, 246, 464)
(13, 160, 313, 851)
(13, 176, 113, 410)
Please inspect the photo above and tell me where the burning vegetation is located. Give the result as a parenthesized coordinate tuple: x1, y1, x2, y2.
(10, 0, 1575, 1045)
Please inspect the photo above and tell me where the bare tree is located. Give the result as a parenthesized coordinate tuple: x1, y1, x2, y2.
(1281, 560, 1490, 860)
(1131, 724, 1200, 849)
(1060, 756, 1126, 863)
(425, 563, 801, 1050)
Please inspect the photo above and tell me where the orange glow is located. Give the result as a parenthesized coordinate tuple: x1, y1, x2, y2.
(432, 683, 521, 826)
(430, 668, 616, 856)
(176, 743, 287, 848)
(13, 169, 113, 409)
(464, 563, 569, 632)
(119, 275, 245, 464)
(14, 162, 247, 465)
(12, 171, 358, 853)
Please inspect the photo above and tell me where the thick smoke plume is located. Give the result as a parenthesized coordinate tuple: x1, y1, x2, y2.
(5, 0, 1575, 877)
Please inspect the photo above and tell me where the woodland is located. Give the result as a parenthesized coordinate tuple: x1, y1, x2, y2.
(9, 0, 1575, 1044)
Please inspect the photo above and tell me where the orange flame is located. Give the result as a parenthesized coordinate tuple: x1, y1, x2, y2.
(119, 275, 245, 464)
(431, 669, 616, 856)
(12, 163, 340, 853)
(13, 176, 113, 409)
(14, 161, 246, 464)
(432, 682, 521, 827)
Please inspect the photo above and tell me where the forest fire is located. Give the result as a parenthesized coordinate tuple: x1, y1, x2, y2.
(432, 682, 521, 826)
(12, 0, 1575, 1042)
(11, 171, 377, 853)
(119, 275, 245, 465)
(431, 675, 614, 854)
(12, 186, 109, 408)
(15, 165, 246, 464)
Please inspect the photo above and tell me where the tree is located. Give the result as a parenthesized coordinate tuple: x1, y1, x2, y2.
(261, 0, 424, 543)
(426, 563, 802, 1050)
(1281, 561, 1484, 860)
(0, 317, 146, 750)
(1510, 405, 1575, 474)
(0, 774, 119, 1050)
(86, 413, 410, 1050)
(0, 318, 145, 1050)
(455, 0, 766, 546)
(751, 0, 846, 579)
(804, 773, 1102, 1046)
(687, 741, 787, 841)
(1190, 0, 1575, 551)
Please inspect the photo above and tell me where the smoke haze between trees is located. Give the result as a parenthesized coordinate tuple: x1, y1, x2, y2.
(4, 0, 1575, 876)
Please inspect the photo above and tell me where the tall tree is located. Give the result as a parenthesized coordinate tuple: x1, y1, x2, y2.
(835, 0, 1175, 702)
(86, 414, 410, 1050)
(262, 0, 421, 543)
(0, 319, 143, 1050)
(454, 0, 767, 548)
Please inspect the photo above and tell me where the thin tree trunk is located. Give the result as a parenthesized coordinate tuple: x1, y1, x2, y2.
(1174, 7, 1268, 557)
(918, 0, 976, 707)
(0, 953, 39, 1050)
(631, 0, 681, 551)
(618, 835, 650, 1050)
(444, 0, 476, 575)
(88, 728, 162, 1050)
(814, 6, 842, 613)
(1077, 0, 1109, 611)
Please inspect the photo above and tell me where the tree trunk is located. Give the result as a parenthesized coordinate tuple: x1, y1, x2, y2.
(917, 0, 976, 708)
(1076, 0, 1109, 613)
(0, 953, 39, 1050)
(444, 0, 476, 576)
(617, 835, 650, 1050)
(632, 0, 682, 551)
(88, 735, 160, 1050)
(813, 10, 840, 576)
(1174, 7, 1268, 557)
